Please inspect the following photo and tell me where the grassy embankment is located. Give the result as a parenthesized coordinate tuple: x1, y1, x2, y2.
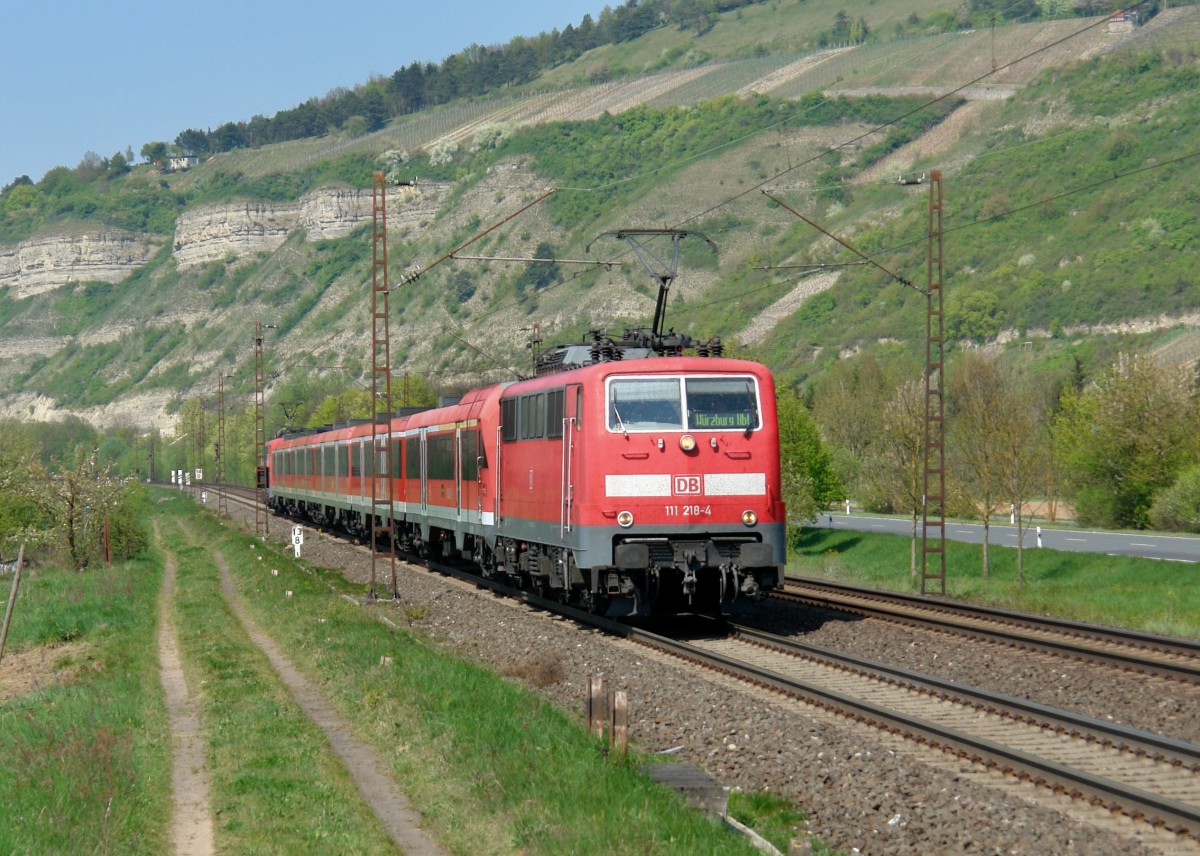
(1, 492, 821, 855)
(0, 550, 171, 852)
(789, 526, 1199, 639)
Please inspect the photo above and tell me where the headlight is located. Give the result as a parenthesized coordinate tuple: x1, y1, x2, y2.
(617, 510, 634, 528)
(679, 434, 697, 452)
(741, 510, 758, 526)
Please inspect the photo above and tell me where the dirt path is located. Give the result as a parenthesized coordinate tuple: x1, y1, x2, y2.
(210, 547, 448, 856)
(153, 522, 215, 856)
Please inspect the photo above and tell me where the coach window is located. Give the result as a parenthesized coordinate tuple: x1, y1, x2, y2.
(428, 434, 454, 480)
(323, 445, 335, 477)
(520, 396, 534, 439)
(461, 431, 479, 481)
(351, 444, 361, 477)
(501, 398, 518, 443)
(390, 439, 402, 479)
(546, 389, 565, 438)
(406, 435, 421, 479)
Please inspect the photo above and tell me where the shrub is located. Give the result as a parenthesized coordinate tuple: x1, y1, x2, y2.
(1150, 465, 1200, 533)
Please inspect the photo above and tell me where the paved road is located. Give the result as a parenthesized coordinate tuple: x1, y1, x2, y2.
(819, 514, 1200, 564)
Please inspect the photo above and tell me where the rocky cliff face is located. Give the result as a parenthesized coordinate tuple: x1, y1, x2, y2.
(0, 230, 164, 299)
(172, 184, 444, 268)
(0, 184, 448, 296)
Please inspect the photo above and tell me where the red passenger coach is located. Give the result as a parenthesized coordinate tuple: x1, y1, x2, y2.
(267, 351, 785, 618)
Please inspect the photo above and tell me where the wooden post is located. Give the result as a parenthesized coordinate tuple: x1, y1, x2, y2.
(586, 675, 606, 739)
(0, 543, 27, 665)
(611, 690, 628, 757)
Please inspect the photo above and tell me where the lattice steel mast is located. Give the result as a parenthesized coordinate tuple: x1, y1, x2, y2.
(921, 171, 947, 596)
(216, 374, 228, 517)
(254, 322, 271, 535)
(370, 172, 397, 598)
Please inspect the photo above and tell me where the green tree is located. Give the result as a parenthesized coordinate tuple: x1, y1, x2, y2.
(948, 352, 1006, 579)
(307, 388, 373, 428)
(0, 422, 45, 554)
(994, 374, 1045, 588)
(865, 378, 925, 580)
(106, 151, 131, 177)
(140, 141, 168, 166)
(23, 447, 130, 569)
(4, 183, 39, 213)
(776, 390, 843, 530)
(810, 355, 888, 499)
(1054, 353, 1199, 528)
(1150, 464, 1200, 532)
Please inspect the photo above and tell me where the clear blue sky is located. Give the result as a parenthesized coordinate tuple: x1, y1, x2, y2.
(1, 1, 605, 185)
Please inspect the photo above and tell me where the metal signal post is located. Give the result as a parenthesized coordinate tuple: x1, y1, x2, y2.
(920, 171, 947, 596)
(370, 172, 397, 598)
(254, 322, 275, 536)
(216, 374, 229, 517)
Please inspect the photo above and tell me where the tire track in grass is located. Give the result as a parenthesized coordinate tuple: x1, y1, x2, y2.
(209, 546, 448, 856)
(153, 522, 215, 856)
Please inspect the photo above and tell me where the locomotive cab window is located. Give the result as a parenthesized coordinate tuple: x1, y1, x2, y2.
(607, 375, 761, 432)
(685, 376, 760, 431)
(608, 378, 682, 431)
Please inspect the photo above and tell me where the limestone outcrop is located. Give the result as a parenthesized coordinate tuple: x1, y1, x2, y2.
(0, 185, 449, 296)
(0, 230, 163, 299)
(172, 184, 444, 268)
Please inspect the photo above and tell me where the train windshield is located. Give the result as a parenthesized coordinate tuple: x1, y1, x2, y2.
(607, 375, 760, 432)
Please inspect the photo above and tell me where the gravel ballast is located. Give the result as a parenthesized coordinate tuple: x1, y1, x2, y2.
(237, 509, 1193, 855)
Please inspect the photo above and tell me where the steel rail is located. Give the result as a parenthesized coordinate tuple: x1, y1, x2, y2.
(780, 576, 1200, 683)
(731, 624, 1200, 768)
(629, 626, 1200, 839)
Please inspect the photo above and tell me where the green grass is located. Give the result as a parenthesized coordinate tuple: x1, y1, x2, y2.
(158, 509, 399, 853)
(173, 496, 773, 854)
(729, 789, 836, 854)
(788, 526, 1200, 638)
(0, 554, 172, 854)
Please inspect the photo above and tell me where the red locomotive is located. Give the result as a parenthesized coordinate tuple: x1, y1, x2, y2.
(266, 343, 786, 617)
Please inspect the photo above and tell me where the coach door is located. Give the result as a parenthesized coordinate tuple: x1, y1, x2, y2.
(419, 428, 428, 513)
(454, 428, 464, 525)
(560, 384, 581, 536)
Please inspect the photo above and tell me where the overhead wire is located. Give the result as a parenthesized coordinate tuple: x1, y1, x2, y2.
(390, 0, 1157, 379)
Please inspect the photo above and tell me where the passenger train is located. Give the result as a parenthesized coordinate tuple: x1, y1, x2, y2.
(266, 337, 786, 618)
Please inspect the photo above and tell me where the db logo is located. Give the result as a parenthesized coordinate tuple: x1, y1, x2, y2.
(673, 475, 702, 495)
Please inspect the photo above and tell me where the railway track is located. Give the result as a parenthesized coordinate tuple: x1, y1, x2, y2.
(690, 626, 1200, 838)
(200, 487, 1200, 845)
(779, 576, 1200, 684)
